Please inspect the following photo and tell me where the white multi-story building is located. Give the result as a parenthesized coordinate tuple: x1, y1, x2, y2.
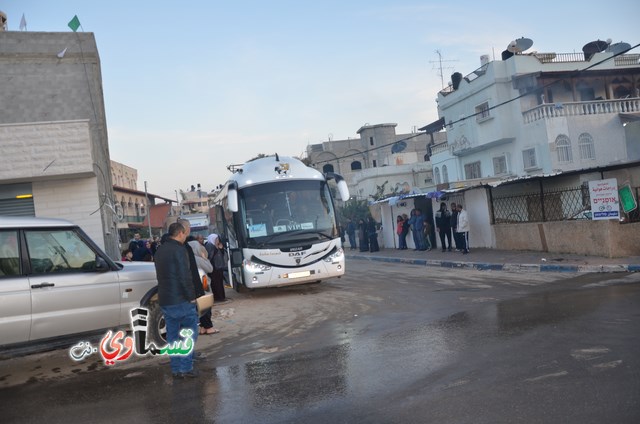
(426, 40, 640, 186)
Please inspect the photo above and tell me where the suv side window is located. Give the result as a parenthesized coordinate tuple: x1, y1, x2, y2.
(26, 229, 97, 274)
(0, 230, 20, 277)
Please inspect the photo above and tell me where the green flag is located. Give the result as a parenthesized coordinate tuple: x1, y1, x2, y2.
(68, 15, 81, 32)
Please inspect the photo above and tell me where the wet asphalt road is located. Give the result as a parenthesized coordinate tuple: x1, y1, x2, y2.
(1, 262, 639, 423)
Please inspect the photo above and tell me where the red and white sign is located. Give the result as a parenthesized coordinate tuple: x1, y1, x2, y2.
(588, 179, 620, 220)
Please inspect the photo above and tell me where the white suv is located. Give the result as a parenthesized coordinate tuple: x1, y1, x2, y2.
(0, 216, 164, 348)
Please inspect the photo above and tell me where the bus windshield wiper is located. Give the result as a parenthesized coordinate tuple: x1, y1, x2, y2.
(255, 230, 333, 247)
(286, 230, 333, 241)
(256, 232, 290, 247)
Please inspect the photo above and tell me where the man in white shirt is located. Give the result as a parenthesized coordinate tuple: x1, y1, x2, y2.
(456, 204, 470, 254)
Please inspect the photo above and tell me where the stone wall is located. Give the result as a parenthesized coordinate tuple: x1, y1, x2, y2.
(493, 220, 640, 258)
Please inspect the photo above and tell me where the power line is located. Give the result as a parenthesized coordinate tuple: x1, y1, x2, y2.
(313, 43, 639, 167)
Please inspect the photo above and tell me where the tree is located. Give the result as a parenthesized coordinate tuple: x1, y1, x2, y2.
(338, 198, 370, 224)
(369, 181, 389, 202)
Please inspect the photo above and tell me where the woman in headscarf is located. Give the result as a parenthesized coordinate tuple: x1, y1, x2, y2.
(206, 234, 228, 302)
(358, 218, 369, 252)
(187, 235, 218, 335)
(367, 217, 379, 252)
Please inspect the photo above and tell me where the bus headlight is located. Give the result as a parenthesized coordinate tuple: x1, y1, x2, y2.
(244, 259, 272, 273)
(323, 247, 344, 263)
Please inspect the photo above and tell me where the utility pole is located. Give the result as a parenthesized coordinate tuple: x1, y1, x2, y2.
(144, 181, 152, 238)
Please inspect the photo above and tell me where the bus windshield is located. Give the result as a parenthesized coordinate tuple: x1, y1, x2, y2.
(239, 180, 337, 247)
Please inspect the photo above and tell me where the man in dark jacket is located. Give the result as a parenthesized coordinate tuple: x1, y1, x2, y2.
(450, 202, 460, 251)
(435, 202, 452, 252)
(154, 222, 198, 378)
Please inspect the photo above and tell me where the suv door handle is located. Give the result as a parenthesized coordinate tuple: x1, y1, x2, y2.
(31, 283, 55, 289)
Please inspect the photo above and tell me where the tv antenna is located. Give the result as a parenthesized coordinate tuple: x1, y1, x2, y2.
(430, 50, 458, 89)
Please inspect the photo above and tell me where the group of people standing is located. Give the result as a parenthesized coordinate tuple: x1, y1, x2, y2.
(344, 217, 379, 252)
(434, 202, 469, 254)
(396, 202, 469, 254)
(342, 203, 469, 254)
(397, 209, 433, 251)
(122, 233, 159, 262)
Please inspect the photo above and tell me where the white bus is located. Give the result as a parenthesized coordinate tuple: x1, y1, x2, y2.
(212, 155, 349, 290)
(179, 213, 210, 238)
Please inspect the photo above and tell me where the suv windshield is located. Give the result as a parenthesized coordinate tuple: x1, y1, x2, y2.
(239, 180, 337, 247)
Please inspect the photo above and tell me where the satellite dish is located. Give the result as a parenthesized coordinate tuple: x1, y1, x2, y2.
(507, 37, 533, 54)
(391, 141, 407, 154)
(582, 39, 609, 60)
(606, 42, 631, 54)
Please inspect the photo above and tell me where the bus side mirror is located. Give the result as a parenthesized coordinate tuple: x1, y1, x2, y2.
(337, 180, 350, 202)
(230, 248, 243, 267)
(228, 188, 238, 212)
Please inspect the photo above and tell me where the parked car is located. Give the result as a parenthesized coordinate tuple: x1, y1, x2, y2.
(0, 216, 169, 349)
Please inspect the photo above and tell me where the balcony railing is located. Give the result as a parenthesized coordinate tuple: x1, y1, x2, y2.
(123, 215, 145, 223)
(523, 98, 640, 124)
(430, 142, 450, 155)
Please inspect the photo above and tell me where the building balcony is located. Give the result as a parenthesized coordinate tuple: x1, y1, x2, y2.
(523, 97, 640, 124)
(430, 141, 449, 155)
(123, 215, 145, 223)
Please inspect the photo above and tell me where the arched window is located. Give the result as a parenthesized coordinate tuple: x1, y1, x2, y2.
(442, 165, 449, 183)
(351, 161, 362, 170)
(555, 135, 573, 163)
(578, 133, 595, 160)
(322, 164, 334, 173)
(434, 167, 441, 185)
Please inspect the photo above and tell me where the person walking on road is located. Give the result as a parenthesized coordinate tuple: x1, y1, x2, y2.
(154, 222, 199, 379)
(456, 203, 470, 254)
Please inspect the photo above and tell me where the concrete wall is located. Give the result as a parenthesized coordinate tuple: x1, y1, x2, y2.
(33, 177, 105, 249)
(0, 120, 93, 182)
(461, 188, 494, 248)
(493, 220, 640, 258)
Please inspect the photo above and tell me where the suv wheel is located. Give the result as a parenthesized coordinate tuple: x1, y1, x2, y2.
(148, 302, 167, 345)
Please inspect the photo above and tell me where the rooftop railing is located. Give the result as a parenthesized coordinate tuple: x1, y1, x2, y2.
(440, 52, 639, 96)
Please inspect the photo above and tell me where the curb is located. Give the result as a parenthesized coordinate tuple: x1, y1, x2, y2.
(346, 254, 638, 273)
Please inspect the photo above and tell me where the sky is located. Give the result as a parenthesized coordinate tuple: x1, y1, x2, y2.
(2, 1, 638, 200)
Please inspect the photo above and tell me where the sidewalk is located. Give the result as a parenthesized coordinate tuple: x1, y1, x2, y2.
(345, 247, 640, 273)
